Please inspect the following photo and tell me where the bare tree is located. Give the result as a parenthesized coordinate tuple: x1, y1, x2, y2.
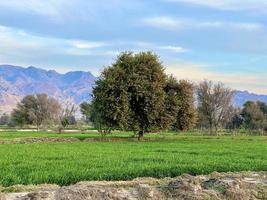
(58, 101, 77, 133)
(197, 80, 234, 134)
(33, 94, 61, 130)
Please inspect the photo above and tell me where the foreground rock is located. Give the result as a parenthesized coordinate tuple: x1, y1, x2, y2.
(1, 172, 266, 200)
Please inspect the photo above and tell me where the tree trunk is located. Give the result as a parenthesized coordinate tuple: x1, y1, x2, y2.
(58, 127, 63, 134)
(138, 130, 144, 141)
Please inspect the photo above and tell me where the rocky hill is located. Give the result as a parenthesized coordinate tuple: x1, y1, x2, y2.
(234, 90, 267, 107)
(0, 65, 96, 113)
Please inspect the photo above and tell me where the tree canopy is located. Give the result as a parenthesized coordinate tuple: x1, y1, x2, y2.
(11, 94, 61, 130)
(91, 52, 179, 139)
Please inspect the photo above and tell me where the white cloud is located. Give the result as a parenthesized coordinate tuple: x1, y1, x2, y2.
(0, 25, 112, 62)
(143, 17, 180, 29)
(143, 16, 264, 32)
(159, 46, 189, 53)
(230, 23, 263, 31)
(165, 60, 267, 94)
(0, 0, 68, 19)
(165, 0, 267, 12)
(68, 40, 108, 49)
(0, 0, 131, 21)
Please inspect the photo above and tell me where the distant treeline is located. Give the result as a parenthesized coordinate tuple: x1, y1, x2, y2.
(1, 52, 267, 136)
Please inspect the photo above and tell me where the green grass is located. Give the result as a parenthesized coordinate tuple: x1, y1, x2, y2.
(0, 133, 266, 187)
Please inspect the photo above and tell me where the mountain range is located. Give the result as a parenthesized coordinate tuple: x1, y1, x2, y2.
(0, 65, 267, 113)
(0, 65, 96, 113)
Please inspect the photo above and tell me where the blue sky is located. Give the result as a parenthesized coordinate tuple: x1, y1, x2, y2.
(0, 0, 267, 94)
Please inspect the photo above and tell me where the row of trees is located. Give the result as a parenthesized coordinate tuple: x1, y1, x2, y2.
(227, 101, 267, 132)
(1, 51, 266, 136)
(79, 52, 267, 136)
(1, 94, 77, 132)
(79, 52, 238, 138)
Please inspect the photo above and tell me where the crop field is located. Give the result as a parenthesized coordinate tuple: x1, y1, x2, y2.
(0, 131, 134, 140)
(0, 131, 266, 187)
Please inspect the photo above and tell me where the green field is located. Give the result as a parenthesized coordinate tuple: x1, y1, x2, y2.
(0, 132, 266, 187)
(0, 131, 134, 140)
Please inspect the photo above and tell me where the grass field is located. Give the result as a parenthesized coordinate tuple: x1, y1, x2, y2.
(0, 131, 134, 140)
(0, 131, 266, 187)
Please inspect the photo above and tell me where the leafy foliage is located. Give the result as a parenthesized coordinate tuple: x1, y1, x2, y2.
(80, 102, 92, 123)
(91, 52, 169, 137)
(241, 101, 267, 131)
(173, 80, 197, 131)
(11, 94, 61, 130)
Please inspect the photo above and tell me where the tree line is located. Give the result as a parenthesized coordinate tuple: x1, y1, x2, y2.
(79, 52, 267, 137)
(0, 52, 266, 136)
(0, 94, 77, 132)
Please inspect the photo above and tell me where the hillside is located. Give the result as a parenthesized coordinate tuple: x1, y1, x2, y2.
(0, 65, 96, 113)
(234, 90, 267, 107)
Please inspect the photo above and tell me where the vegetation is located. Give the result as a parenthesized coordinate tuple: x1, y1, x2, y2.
(11, 94, 61, 130)
(80, 102, 91, 124)
(0, 50, 266, 191)
(173, 80, 196, 131)
(91, 52, 169, 139)
(197, 80, 234, 134)
(1, 52, 266, 135)
(241, 101, 267, 131)
(9, 94, 77, 132)
(90, 52, 199, 138)
(58, 102, 77, 133)
(224, 101, 267, 134)
(0, 132, 266, 186)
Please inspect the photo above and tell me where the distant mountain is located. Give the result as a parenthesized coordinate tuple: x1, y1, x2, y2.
(0, 65, 267, 113)
(0, 65, 96, 113)
(234, 90, 267, 107)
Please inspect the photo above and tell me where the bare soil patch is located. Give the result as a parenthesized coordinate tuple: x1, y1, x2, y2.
(0, 137, 168, 144)
(1, 171, 266, 200)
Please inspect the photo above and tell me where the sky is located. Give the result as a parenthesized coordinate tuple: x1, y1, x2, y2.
(0, 0, 267, 94)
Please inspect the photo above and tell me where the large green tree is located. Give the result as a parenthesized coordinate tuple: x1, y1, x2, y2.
(92, 52, 170, 139)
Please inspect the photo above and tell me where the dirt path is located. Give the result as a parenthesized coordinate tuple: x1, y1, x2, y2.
(0, 137, 168, 144)
(1, 171, 266, 200)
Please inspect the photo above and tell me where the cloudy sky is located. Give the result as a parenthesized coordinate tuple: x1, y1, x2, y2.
(0, 0, 267, 94)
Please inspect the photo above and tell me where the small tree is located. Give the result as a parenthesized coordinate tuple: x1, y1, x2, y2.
(11, 108, 27, 128)
(197, 80, 234, 134)
(226, 107, 244, 131)
(241, 101, 266, 132)
(173, 80, 197, 131)
(11, 94, 61, 130)
(58, 102, 77, 133)
(0, 113, 11, 126)
(80, 102, 91, 124)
